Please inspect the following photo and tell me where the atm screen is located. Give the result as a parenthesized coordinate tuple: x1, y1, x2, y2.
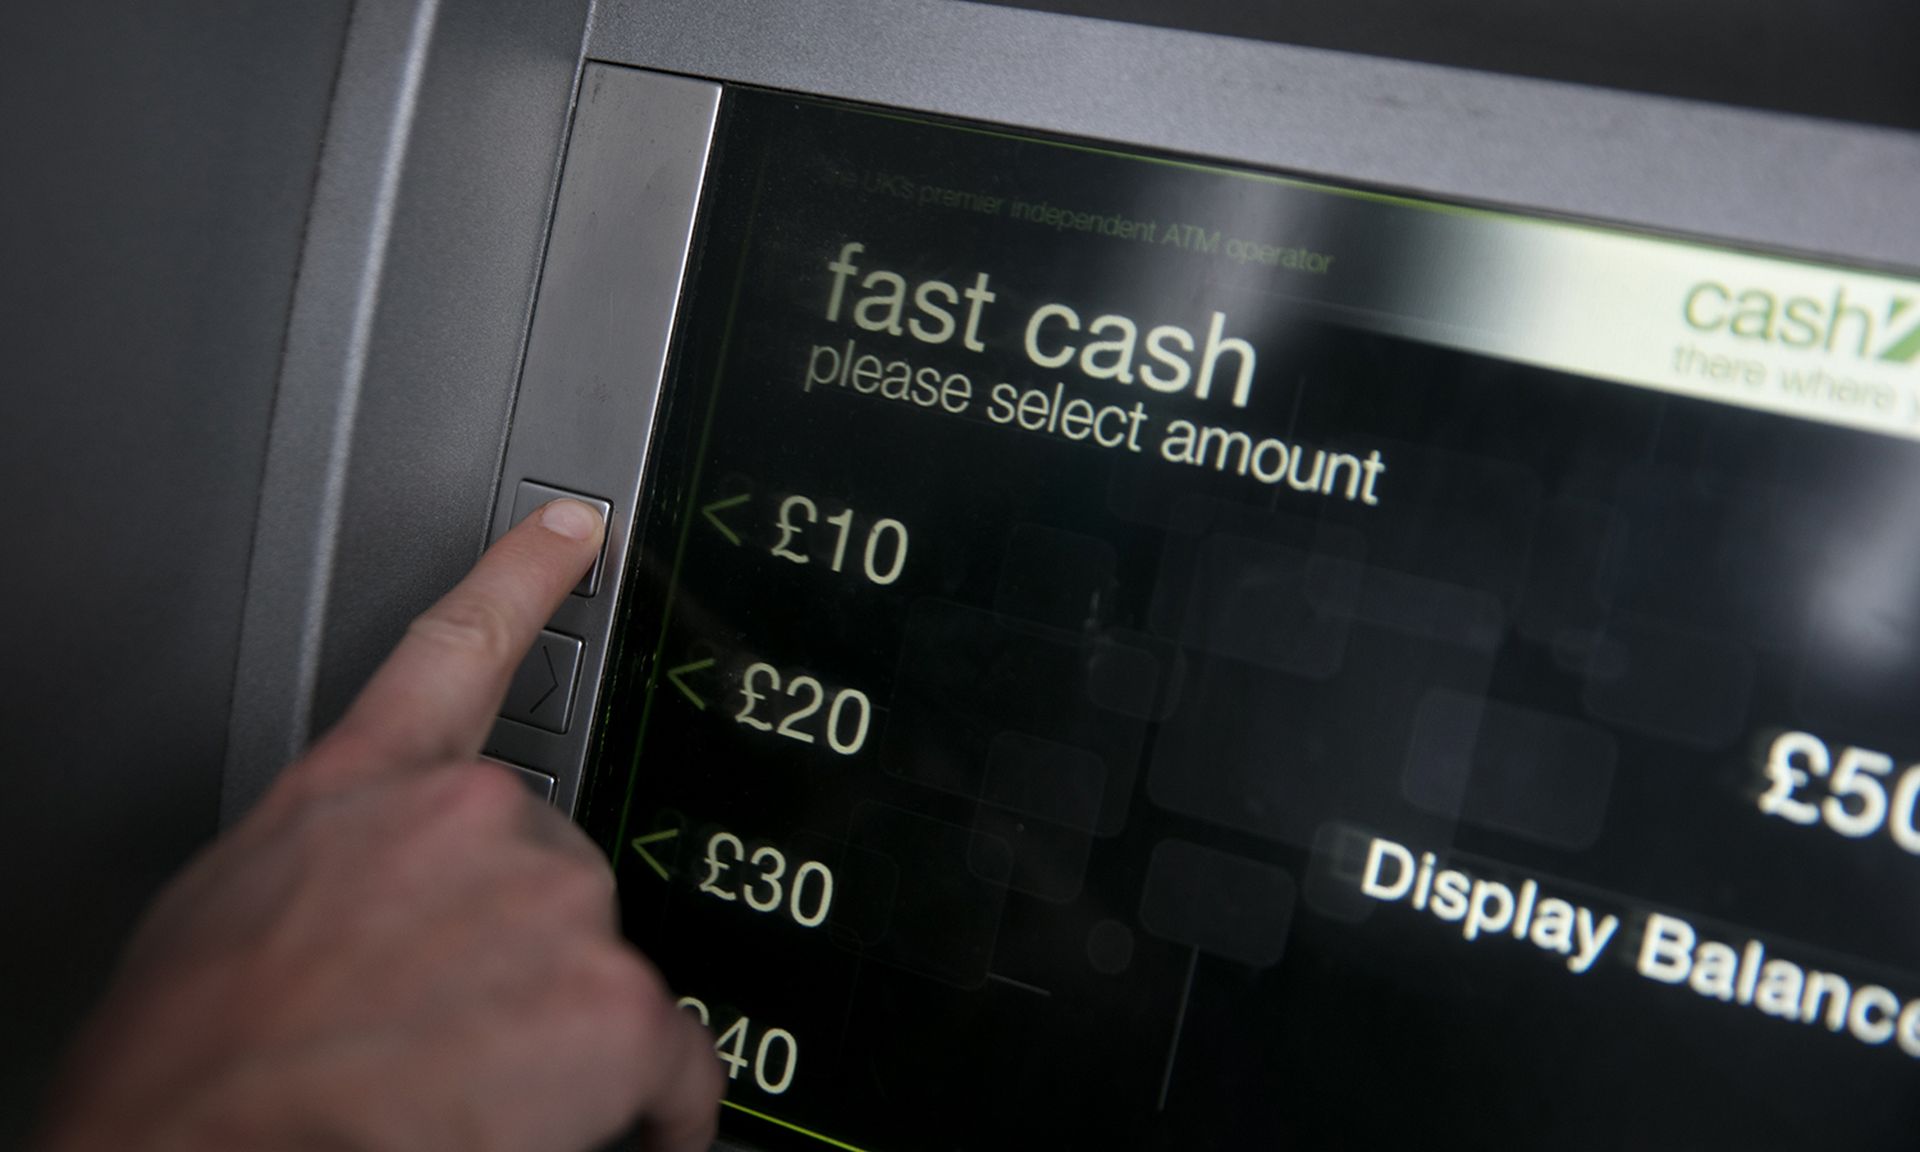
(576, 88, 1920, 1149)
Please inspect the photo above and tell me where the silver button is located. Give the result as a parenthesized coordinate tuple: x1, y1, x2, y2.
(511, 480, 612, 596)
(502, 629, 584, 734)
(484, 757, 558, 804)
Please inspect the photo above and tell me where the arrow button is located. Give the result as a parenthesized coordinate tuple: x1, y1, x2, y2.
(483, 756, 558, 804)
(502, 629, 584, 734)
(509, 481, 613, 596)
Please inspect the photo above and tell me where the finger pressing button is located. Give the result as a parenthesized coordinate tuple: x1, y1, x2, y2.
(511, 481, 613, 596)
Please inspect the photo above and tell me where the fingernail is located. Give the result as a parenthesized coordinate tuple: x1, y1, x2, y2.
(539, 498, 602, 541)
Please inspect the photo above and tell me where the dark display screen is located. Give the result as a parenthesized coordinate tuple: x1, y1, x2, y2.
(581, 89, 1920, 1149)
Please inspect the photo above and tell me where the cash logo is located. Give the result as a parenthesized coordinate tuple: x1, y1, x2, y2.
(1682, 281, 1920, 366)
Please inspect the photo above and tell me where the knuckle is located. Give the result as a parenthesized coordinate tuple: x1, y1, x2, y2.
(587, 948, 676, 1037)
(408, 596, 519, 664)
(614, 954, 676, 1024)
(261, 755, 330, 811)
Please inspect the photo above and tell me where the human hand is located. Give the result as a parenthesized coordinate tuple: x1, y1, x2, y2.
(36, 499, 723, 1152)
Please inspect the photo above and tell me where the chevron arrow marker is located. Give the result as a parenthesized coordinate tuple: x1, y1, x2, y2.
(665, 657, 716, 710)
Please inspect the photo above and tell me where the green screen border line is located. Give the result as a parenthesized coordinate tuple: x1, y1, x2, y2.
(609, 142, 769, 864)
(722, 1100, 879, 1152)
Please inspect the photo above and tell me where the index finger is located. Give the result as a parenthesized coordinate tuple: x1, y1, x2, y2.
(323, 498, 606, 769)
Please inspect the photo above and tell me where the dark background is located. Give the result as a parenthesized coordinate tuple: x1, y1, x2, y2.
(0, 2, 350, 1135)
(1, 0, 1914, 1139)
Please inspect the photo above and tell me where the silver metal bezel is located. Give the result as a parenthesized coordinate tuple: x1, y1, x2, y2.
(480, 65, 720, 813)
(589, 0, 1920, 274)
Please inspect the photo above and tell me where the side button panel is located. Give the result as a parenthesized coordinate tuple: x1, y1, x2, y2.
(480, 68, 722, 817)
(502, 630, 584, 734)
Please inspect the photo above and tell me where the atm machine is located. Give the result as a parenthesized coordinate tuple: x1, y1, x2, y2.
(12, 0, 1920, 1146)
